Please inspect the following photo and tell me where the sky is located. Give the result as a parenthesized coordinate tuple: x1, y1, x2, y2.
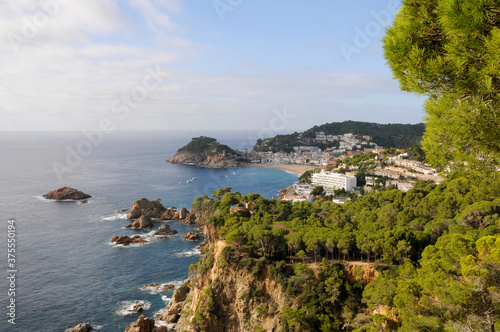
(0, 0, 426, 133)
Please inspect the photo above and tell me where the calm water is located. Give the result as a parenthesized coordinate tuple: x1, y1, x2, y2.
(0, 131, 297, 331)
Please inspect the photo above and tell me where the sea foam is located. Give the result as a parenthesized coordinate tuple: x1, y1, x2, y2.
(115, 300, 152, 316)
(101, 213, 128, 221)
(171, 249, 201, 257)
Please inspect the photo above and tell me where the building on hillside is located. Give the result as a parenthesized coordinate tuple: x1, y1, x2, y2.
(311, 170, 357, 191)
(282, 194, 315, 203)
(396, 182, 414, 192)
(332, 197, 351, 204)
(294, 146, 321, 153)
(365, 176, 375, 186)
(292, 183, 314, 196)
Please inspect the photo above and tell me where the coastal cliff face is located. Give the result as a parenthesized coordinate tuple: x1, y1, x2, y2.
(171, 241, 287, 332)
(168, 151, 240, 168)
(165, 239, 378, 332)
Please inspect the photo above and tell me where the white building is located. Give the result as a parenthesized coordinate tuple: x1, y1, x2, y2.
(311, 170, 357, 191)
(283, 194, 315, 203)
(294, 146, 321, 154)
(293, 183, 314, 196)
(332, 197, 351, 204)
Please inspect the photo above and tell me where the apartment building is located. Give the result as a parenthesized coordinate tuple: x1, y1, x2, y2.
(311, 170, 357, 191)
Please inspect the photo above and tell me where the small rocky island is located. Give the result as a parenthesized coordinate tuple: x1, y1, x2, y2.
(43, 187, 91, 201)
(168, 136, 245, 168)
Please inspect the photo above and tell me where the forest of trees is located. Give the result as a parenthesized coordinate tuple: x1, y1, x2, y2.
(189, 173, 500, 331)
(178, 136, 236, 156)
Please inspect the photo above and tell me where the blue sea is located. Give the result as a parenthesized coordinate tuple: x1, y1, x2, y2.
(0, 131, 298, 331)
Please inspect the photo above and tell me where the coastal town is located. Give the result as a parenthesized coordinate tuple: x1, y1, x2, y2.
(240, 131, 444, 203)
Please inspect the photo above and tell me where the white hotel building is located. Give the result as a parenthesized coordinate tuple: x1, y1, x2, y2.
(311, 170, 357, 191)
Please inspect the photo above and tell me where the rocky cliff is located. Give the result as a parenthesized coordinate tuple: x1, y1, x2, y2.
(162, 241, 287, 332)
(168, 151, 241, 168)
(162, 240, 378, 332)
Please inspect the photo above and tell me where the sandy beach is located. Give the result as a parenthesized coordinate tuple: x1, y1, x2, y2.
(241, 163, 317, 176)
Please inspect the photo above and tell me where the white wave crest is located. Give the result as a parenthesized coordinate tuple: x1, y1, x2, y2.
(171, 249, 201, 257)
(154, 319, 175, 329)
(139, 283, 175, 295)
(153, 308, 168, 319)
(34, 195, 88, 203)
(115, 300, 151, 316)
(101, 213, 128, 221)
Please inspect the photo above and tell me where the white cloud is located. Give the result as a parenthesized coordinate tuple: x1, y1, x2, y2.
(129, 0, 177, 31)
(0, 0, 196, 131)
(0, 1, 424, 133)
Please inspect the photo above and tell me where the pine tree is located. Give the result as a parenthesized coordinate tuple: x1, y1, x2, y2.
(383, 0, 500, 173)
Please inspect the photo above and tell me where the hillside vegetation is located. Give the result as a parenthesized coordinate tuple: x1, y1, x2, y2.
(178, 174, 500, 331)
(178, 136, 236, 156)
(253, 121, 425, 153)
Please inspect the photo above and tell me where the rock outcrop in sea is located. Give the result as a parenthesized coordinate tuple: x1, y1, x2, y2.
(143, 283, 175, 291)
(125, 314, 167, 332)
(126, 215, 154, 229)
(127, 198, 167, 219)
(64, 322, 93, 332)
(160, 207, 194, 224)
(111, 235, 146, 246)
(154, 224, 178, 236)
(183, 232, 200, 241)
(43, 187, 91, 201)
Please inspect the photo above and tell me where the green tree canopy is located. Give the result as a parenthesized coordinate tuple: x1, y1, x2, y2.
(311, 186, 326, 197)
(384, 0, 500, 172)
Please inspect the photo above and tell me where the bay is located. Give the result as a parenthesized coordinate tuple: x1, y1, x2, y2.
(0, 131, 297, 331)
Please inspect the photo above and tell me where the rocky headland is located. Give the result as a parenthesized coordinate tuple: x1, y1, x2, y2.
(43, 187, 91, 201)
(168, 136, 245, 168)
